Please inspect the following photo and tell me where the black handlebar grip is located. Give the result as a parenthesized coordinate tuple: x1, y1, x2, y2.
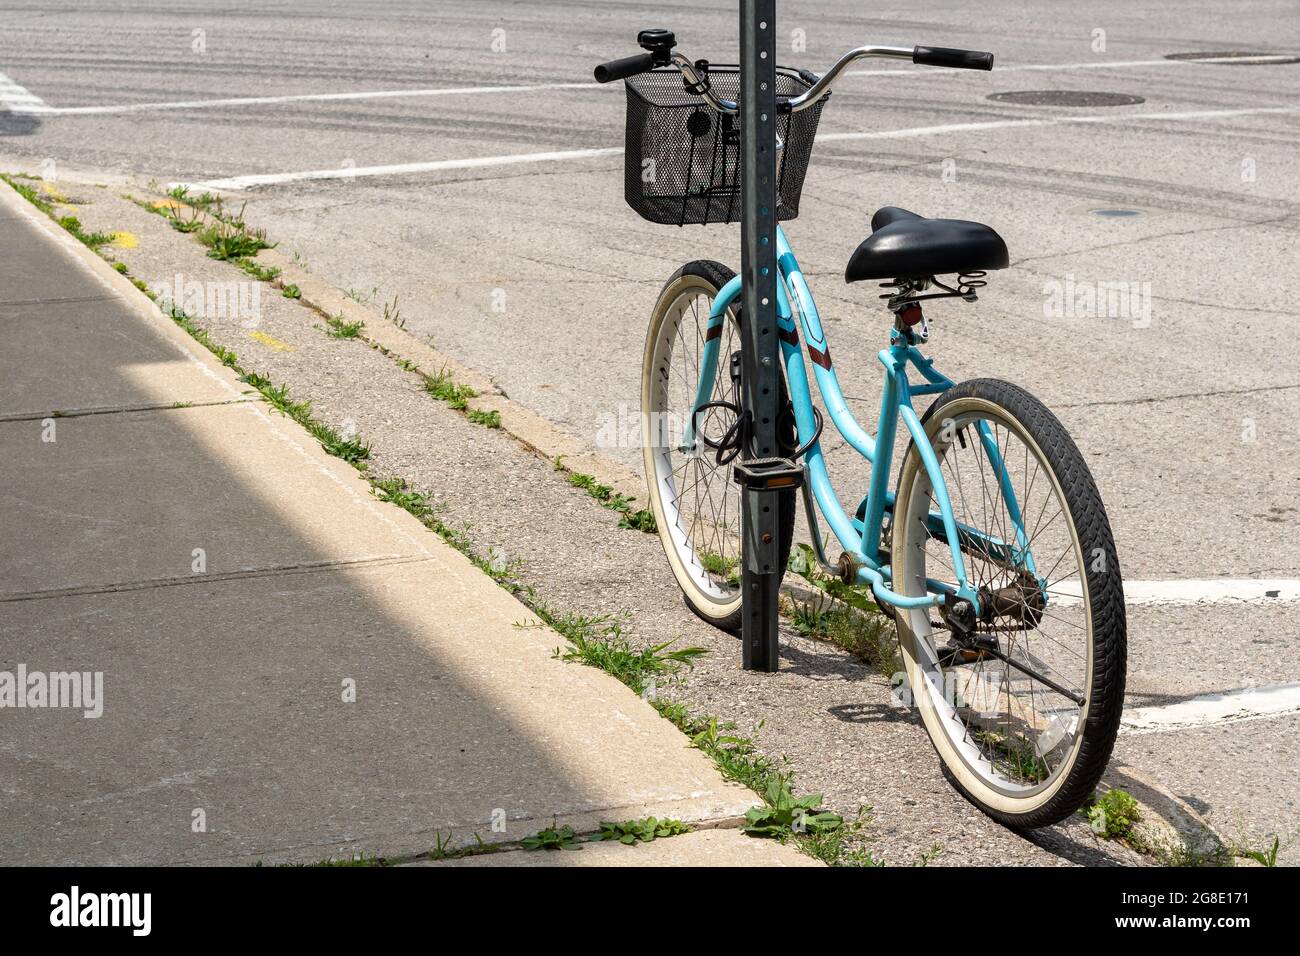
(594, 52, 658, 83)
(912, 45, 995, 71)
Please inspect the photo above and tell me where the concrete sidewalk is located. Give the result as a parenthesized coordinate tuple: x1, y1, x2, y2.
(0, 183, 812, 866)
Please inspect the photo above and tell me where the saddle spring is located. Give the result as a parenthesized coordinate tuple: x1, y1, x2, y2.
(879, 270, 988, 308)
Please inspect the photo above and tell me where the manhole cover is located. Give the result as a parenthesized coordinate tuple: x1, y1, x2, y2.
(986, 90, 1145, 107)
(1165, 51, 1300, 65)
(1090, 208, 1141, 217)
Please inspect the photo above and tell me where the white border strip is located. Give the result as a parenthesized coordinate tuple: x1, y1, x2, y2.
(174, 104, 1300, 192)
(10, 81, 593, 116)
(0, 71, 50, 113)
(176, 146, 623, 191)
(819, 104, 1299, 143)
(1122, 682, 1300, 733)
(1053, 579, 1300, 607)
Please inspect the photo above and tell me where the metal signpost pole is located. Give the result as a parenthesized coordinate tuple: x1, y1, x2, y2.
(738, 0, 781, 671)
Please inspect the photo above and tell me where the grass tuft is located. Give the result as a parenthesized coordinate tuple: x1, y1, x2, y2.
(532, 605, 704, 698)
(1233, 835, 1281, 867)
(56, 215, 115, 250)
(1086, 788, 1141, 842)
(785, 544, 899, 676)
(563, 470, 657, 534)
(323, 312, 365, 339)
(370, 477, 521, 590)
(422, 367, 476, 410)
(467, 408, 501, 429)
(236, 257, 281, 282)
(382, 295, 404, 329)
(1, 173, 54, 214)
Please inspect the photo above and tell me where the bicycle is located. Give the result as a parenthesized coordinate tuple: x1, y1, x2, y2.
(594, 30, 1127, 828)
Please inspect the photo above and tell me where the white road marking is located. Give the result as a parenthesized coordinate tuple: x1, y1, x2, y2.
(0, 71, 50, 113)
(174, 146, 623, 191)
(1192, 54, 1299, 63)
(1121, 682, 1300, 734)
(176, 103, 1300, 192)
(1053, 578, 1300, 607)
(10, 81, 593, 116)
(819, 105, 1300, 143)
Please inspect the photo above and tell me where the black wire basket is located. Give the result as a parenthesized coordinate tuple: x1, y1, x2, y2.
(622, 65, 827, 226)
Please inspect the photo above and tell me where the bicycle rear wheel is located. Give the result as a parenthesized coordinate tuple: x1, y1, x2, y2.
(641, 260, 796, 632)
(892, 379, 1126, 828)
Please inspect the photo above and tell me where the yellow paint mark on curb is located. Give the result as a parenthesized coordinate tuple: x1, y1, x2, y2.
(109, 231, 139, 249)
(151, 198, 184, 211)
(39, 183, 69, 203)
(248, 330, 294, 353)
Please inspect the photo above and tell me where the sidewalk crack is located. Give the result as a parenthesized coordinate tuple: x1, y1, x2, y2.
(0, 554, 440, 603)
(0, 397, 253, 423)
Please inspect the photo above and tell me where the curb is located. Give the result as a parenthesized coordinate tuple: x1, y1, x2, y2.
(1102, 762, 1238, 864)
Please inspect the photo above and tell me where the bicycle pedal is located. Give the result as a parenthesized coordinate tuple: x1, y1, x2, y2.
(937, 633, 998, 667)
(732, 456, 804, 492)
(937, 643, 983, 667)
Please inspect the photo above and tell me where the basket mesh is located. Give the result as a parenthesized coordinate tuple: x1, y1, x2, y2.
(623, 66, 826, 226)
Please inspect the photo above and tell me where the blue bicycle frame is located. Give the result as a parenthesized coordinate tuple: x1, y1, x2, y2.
(691, 225, 1040, 616)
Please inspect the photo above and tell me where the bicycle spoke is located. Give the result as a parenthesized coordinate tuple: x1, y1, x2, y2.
(912, 405, 1092, 793)
(655, 287, 746, 596)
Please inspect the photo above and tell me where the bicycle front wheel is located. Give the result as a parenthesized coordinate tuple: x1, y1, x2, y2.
(641, 260, 795, 632)
(892, 379, 1126, 828)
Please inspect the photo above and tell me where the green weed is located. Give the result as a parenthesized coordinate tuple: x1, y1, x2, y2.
(383, 295, 404, 329)
(467, 408, 501, 429)
(0, 174, 53, 213)
(565, 470, 657, 534)
(324, 313, 365, 339)
(521, 824, 582, 851)
(742, 773, 843, 840)
(538, 607, 704, 698)
(1233, 835, 1280, 867)
(596, 817, 690, 846)
(56, 215, 114, 250)
(973, 728, 1051, 786)
(785, 544, 898, 675)
(800, 807, 885, 867)
(422, 368, 476, 410)
(370, 477, 520, 590)
(1086, 788, 1141, 842)
(236, 257, 281, 282)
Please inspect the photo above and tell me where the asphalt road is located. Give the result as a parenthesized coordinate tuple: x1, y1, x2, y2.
(2, 0, 1298, 860)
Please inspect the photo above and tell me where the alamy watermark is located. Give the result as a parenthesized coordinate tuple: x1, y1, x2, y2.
(595, 403, 692, 450)
(1043, 274, 1152, 328)
(0, 665, 104, 718)
(50, 886, 150, 936)
(149, 273, 262, 328)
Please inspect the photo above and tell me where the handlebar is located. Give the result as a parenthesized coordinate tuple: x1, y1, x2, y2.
(912, 45, 995, 71)
(593, 52, 658, 84)
(593, 37, 995, 115)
